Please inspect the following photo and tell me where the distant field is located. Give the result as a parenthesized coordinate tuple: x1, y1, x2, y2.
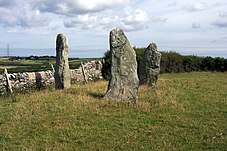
(0, 58, 9, 61)
(0, 58, 101, 73)
(0, 66, 15, 69)
(0, 72, 226, 150)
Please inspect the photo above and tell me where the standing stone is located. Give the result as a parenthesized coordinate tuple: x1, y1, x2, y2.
(139, 43, 161, 87)
(104, 28, 139, 102)
(54, 33, 71, 89)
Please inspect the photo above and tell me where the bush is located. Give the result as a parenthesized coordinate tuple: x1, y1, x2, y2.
(201, 56, 215, 71)
(134, 47, 146, 67)
(102, 48, 227, 78)
(102, 50, 112, 80)
(182, 56, 202, 72)
(160, 51, 183, 73)
(214, 57, 226, 72)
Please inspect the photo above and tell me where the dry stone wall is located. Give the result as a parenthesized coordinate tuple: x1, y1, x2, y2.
(0, 70, 54, 95)
(71, 60, 103, 82)
(0, 61, 103, 95)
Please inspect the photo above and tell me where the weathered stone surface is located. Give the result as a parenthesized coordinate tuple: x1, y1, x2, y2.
(71, 61, 103, 82)
(139, 43, 161, 87)
(0, 60, 103, 95)
(0, 70, 55, 95)
(4, 69, 13, 93)
(104, 28, 139, 102)
(54, 33, 71, 89)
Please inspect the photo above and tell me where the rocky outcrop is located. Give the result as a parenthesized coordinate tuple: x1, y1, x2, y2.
(139, 43, 161, 87)
(54, 33, 71, 89)
(104, 28, 139, 102)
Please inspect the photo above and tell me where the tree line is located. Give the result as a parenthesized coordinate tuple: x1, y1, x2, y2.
(103, 47, 227, 79)
(160, 51, 226, 73)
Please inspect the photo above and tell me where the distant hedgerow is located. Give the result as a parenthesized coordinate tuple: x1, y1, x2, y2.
(102, 48, 227, 78)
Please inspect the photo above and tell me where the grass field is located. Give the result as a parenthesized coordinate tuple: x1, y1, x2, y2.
(0, 72, 227, 150)
(0, 58, 54, 73)
(0, 58, 101, 73)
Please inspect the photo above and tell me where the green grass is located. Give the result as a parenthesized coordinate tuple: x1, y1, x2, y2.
(69, 58, 101, 69)
(0, 58, 101, 73)
(0, 59, 54, 73)
(0, 72, 226, 150)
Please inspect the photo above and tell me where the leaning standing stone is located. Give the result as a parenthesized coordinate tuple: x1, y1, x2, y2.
(139, 43, 161, 87)
(54, 33, 71, 89)
(104, 28, 139, 102)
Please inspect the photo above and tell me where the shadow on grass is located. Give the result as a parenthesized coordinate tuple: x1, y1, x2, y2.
(88, 92, 105, 99)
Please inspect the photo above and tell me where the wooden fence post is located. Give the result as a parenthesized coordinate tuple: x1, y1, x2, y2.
(81, 62, 87, 82)
(51, 64, 55, 73)
(4, 68, 13, 94)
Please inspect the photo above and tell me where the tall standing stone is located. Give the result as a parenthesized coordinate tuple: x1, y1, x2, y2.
(104, 28, 139, 102)
(54, 33, 71, 89)
(139, 43, 161, 87)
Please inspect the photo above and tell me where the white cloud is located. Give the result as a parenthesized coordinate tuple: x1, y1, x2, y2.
(63, 8, 149, 32)
(0, 8, 17, 27)
(35, 0, 129, 15)
(0, 1, 18, 27)
(168, 1, 177, 7)
(0, 0, 16, 7)
(64, 14, 99, 29)
(151, 17, 168, 24)
(77, 0, 129, 12)
(122, 9, 148, 25)
(120, 8, 149, 31)
(1, 0, 227, 54)
(34, 0, 150, 32)
(0, 0, 49, 27)
(211, 21, 227, 28)
(192, 22, 201, 29)
(212, 2, 224, 7)
(219, 11, 227, 17)
(185, 1, 207, 12)
(19, 2, 49, 27)
(0, 0, 148, 32)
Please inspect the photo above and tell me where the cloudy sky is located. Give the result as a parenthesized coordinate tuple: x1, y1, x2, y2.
(0, 0, 227, 57)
